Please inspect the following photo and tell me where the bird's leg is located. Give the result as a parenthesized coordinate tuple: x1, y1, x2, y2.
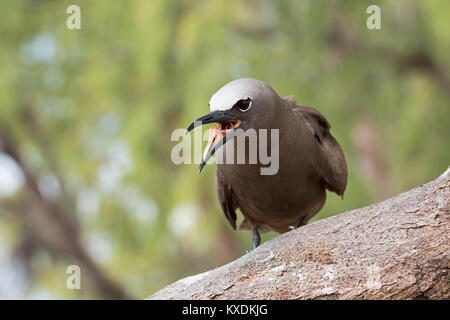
(251, 226, 261, 249)
(289, 218, 308, 230)
(297, 218, 307, 228)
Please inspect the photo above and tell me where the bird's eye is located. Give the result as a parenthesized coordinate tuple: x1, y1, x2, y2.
(235, 98, 252, 112)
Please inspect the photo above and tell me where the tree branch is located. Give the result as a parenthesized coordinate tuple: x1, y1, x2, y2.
(149, 168, 450, 300)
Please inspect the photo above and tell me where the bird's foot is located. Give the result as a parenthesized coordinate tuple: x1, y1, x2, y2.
(252, 226, 261, 249)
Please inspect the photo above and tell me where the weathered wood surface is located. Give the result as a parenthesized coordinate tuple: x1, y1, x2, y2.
(149, 168, 450, 300)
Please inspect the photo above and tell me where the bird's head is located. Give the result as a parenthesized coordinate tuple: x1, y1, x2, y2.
(186, 78, 281, 174)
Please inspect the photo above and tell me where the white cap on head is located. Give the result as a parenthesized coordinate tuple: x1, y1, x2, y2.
(209, 78, 267, 112)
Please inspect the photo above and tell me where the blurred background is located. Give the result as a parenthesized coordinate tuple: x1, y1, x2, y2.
(0, 0, 449, 299)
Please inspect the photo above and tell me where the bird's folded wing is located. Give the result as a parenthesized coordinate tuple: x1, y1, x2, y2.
(290, 102, 348, 197)
(216, 170, 238, 230)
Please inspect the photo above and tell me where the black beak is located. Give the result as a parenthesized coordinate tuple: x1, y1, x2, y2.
(185, 110, 240, 175)
(185, 110, 235, 135)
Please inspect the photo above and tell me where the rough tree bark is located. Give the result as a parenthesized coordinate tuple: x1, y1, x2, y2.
(149, 168, 450, 300)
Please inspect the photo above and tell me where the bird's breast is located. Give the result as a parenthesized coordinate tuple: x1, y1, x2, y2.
(217, 157, 326, 230)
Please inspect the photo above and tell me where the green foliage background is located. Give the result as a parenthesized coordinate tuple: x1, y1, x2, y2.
(0, 0, 448, 299)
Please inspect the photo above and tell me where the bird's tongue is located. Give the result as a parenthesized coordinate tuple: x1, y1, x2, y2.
(203, 125, 228, 160)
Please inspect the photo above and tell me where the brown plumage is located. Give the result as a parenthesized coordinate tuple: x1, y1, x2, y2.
(186, 78, 348, 248)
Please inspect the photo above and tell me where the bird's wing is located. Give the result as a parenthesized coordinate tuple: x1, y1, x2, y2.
(289, 100, 348, 197)
(216, 169, 238, 230)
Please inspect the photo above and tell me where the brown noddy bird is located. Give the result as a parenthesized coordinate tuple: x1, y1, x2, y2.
(186, 78, 347, 248)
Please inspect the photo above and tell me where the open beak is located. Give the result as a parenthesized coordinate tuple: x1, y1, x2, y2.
(185, 111, 241, 175)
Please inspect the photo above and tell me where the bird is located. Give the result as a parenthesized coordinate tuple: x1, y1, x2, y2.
(185, 78, 347, 249)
